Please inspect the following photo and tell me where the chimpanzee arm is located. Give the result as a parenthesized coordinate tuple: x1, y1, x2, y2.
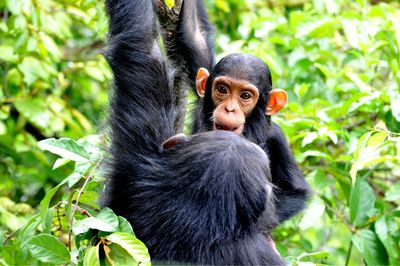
(156, 0, 215, 132)
(266, 122, 311, 223)
(104, 0, 175, 157)
(160, 0, 215, 86)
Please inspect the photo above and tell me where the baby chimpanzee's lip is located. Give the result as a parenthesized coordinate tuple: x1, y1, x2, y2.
(213, 123, 243, 134)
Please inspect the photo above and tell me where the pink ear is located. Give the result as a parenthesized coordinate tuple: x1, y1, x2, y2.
(266, 89, 287, 115)
(162, 133, 188, 149)
(196, 68, 210, 97)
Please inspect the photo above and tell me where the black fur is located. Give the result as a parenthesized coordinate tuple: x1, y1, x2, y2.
(161, 0, 310, 223)
(103, 0, 284, 264)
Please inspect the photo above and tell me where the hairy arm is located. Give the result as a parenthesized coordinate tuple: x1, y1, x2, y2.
(104, 0, 175, 157)
(156, 0, 215, 132)
(266, 123, 311, 222)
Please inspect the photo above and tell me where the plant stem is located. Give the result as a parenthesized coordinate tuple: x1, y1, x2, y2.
(345, 239, 353, 266)
(68, 158, 102, 251)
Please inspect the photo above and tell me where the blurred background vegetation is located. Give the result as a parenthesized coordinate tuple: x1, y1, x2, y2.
(0, 0, 399, 265)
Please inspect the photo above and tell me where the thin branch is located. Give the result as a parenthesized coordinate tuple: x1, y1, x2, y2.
(68, 157, 103, 251)
(345, 240, 353, 266)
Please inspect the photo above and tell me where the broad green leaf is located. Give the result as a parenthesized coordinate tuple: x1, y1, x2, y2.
(74, 208, 119, 235)
(117, 216, 134, 235)
(6, 68, 22, 86)
(53, 158, 71, 170)
(350, 131, 390, 183)
(67, 161, 92, 188)
(40, 33, 62, 60)
(297, 251, 329, 261)
(0, 45, 18, 63)
(17, 56, 55, 86)
(385, 183, 400, 202)
(296, 18, 338, 38)
(27, 234, 71, 265)
(367, 132, 387, 147)
(346, 72, 373, 93)
(107, 232, 150, 265)
(349, 178, 375, 227)
(83, 245, 100, 266)
(375, 216, 399, 263)
(0, 121, 6, 135)
(352, 229, 388, 266)
(302, 132, 318, 147)
(105, 243, 137, 266)
(97, 208, 119, 230)
(38, 138, 90, 162)
(14, 98, 52, 133)
(39, 175, 70, 230)
(74, 217, 116, 235)
(0, 206, 23, 231)
(391, 11, 400, 59)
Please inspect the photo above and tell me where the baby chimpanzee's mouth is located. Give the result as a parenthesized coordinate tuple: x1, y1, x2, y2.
(213, 123, 243, 134)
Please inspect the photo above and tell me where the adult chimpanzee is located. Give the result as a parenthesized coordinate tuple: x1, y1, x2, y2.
(103, 0, 284, 264)
(157, 0, 310, 223)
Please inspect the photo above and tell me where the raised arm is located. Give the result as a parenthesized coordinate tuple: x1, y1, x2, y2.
(159, 0, 215, 83)
(155, 0, 215, 132)
(104, 0, 176, 156)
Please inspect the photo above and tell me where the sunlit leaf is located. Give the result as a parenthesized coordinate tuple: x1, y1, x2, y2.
(83, 244, 100, 266)
(107, 232, 150, 266)
(38, 138, 90, 162)
(352, 229, 388, 266)
(349, 178, 375, 227)
(375, 216, 399, 264)
(27, 234, 71, 265)
(105, 243, 137, 266)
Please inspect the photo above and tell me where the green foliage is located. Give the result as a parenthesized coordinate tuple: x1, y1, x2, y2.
(1, 0, 399, 265)
(0, 0, 110, 207)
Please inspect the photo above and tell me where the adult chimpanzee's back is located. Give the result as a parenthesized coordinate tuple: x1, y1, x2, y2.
(102, 0, 284, 264)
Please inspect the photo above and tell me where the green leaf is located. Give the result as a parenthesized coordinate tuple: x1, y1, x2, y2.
(302, 132, 318, 147)
(14, 98, 52, 134)
(117, 216, 134, 235)
(367, 132, 387, 147)
(105, 243, 137, 266)
(53, 158, 72, 170)
(385, 183, 400, 202)
(0, 45, 18, 63)
(106, 232, 150, 265)
(297, 251, 330, 261)
(352, 229, 388, 266)
(27, 234, 71, 265)
(97, 207, 119, 230)
(350, 131, 389, 183)
(83, 244, 100, 266)
(39, 175, 70, 230)
(349, 178, 375, 227)
(375, 216, 399, 263)
(40, 33, 62, 60)
(38, 138, 90, 162)
(74, 208, 119, 235)
(17, 56, 55, 86)
(296, 18, 338, 38)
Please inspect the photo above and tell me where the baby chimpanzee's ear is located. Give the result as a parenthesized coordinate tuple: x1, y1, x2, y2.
(162, 133, 188, 150)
